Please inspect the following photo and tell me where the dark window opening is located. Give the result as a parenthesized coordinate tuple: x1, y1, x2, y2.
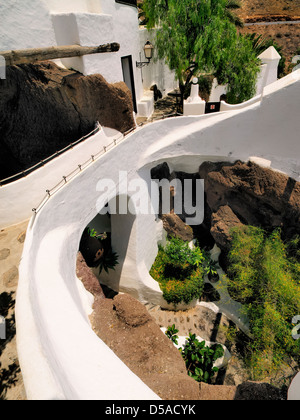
(121, 55, 137, 113)
(115, 0, 137, 7)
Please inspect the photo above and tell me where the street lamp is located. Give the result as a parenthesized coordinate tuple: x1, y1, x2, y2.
(136, 41, 154, 68)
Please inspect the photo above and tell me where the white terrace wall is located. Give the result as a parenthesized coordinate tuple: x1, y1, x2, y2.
(0, 126, 119, 229)
(0, 0, 175, 117)
(15, 71, 300, 400)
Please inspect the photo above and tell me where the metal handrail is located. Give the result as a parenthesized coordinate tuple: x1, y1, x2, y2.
(0, 122, 102, 186)
(30, 111, 181, 222)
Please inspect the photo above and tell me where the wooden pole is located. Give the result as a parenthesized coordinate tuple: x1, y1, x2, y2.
(0, 43, 120, 66)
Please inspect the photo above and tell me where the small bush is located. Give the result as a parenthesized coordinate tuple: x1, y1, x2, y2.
(180, 333, 224, 384)
(150, 237, 205, 305)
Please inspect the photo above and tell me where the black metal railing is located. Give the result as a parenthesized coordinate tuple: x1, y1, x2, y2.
(115, 0, 137, 7)
(0, 123, 101, 187)
(30, 112, 181, 221)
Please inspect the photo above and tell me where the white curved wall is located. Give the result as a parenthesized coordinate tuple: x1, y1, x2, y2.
(15, 71, 300, 400)
(220, 94, 262, 112)
(289, 373, 300, 400)
(0, 126, 115, 229)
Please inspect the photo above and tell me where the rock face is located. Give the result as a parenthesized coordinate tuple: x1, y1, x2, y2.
(0, 61, 135, 179)
(91, 293, 201, 400)
(234, 381, 287, 400)
(76, 252, 105, 300)
(199, 160, 300, 251)
(75, 262, 285, 400)
(211, 205, 244, 252)
(161, 213, 194, 242)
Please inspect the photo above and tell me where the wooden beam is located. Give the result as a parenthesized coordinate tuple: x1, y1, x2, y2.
(0, 43, 120, 66)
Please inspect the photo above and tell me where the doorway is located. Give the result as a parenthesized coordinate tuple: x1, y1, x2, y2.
(121, 55, 137, 113)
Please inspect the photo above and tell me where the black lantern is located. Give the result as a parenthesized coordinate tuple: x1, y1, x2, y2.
(136, 41, 154, 68)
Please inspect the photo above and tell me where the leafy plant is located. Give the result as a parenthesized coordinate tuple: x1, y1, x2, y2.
(180, 333, 224, 384)
(87, 228, 107, 241)
(165, 324, 179, 345)
(99, 248, 119, 275)
(203, 256, 220, 278)
(150, 237, 205, 305)
(245, 33, 286, 78)
(164, 237, 205, 269)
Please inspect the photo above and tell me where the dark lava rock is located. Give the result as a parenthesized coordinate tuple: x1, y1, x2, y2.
(0, 61, 135, 179)
(199, 160, 300, 250)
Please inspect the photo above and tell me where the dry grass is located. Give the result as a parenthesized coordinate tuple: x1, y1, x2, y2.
(235, 0, 300, 71)
(240, 23, 300, 66)
(237, 0, 300, 20)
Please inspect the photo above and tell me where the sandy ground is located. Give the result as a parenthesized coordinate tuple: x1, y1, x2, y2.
(237, 0, 300, 19)
(240, 23, 300, 67)
(0, 220, 28, 400)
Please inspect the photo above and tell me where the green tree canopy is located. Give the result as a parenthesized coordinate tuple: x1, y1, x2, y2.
(143, 0, 260, 104)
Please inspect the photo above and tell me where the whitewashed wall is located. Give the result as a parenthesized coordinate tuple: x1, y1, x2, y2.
(15, 71, 300, 400)
(0, 0, 172, 117)
(0, 0, 56, 50)
(138, 28, 177, 96)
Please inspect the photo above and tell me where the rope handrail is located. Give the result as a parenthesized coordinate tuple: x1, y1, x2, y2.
(0, 123, 102, 186)
(30, 111, 181, 222)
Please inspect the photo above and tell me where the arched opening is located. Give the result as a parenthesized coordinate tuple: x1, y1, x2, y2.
(78, 195, 136, 297)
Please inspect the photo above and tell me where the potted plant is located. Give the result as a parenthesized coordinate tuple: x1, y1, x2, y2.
(99, 247, 119, 275)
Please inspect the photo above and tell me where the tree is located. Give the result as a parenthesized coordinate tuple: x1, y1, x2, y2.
(143, 0, 260, 105)
(225, 0, 244, 28)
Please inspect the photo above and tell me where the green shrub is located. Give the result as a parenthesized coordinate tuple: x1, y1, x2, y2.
(99, 248, 119, 275)
(150, 237, 205, 305)
(226, 226, 300, 379)
(180, 333, 224, 384)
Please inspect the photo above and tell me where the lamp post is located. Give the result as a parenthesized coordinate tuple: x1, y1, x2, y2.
(136, 41, 154, 68)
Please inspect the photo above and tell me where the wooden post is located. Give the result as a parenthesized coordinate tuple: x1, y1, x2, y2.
(0, 43, 120, 66)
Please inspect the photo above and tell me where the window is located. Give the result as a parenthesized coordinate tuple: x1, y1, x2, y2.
(115, 0, 137, 7)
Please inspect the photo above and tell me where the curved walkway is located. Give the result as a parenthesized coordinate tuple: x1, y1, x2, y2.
(14, 70, 300, 400)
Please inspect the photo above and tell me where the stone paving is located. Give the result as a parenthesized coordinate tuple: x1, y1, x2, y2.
(0, 220, 28, 400)
(136, 95, 179, 126)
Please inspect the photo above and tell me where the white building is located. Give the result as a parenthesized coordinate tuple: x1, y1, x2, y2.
(0, 0, 177, 118)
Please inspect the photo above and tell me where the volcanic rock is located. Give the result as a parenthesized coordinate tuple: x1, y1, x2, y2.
(234, 381, 286, 400)
(211, 205, 244, 251)
(0, 61, 135, 179)
(91, 293, 201, 400)
(79, 229, 104, 267)
(76, 252, 105, 300)
(162, 213, 194, 242)
(199, 160, 300, 249)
